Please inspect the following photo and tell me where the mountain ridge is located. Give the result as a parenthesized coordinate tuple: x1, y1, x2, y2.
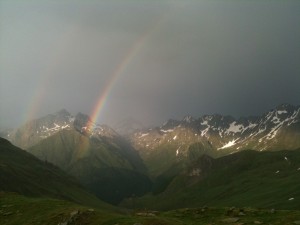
(2, 110, 152, 204)
(127, 103, 300, 178)
(0, 137, 110, 208)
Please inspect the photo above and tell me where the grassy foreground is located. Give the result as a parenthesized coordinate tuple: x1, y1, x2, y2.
(1, 192, 300, 225)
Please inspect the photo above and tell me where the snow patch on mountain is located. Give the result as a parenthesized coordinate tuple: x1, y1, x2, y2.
(201, 126, 210, 137)
(218, 139, 238, 150)
(219, 131, 223, 138)
(201, 120, 208, 125)
(183, 115, 194, 123)
(248, 123, 257, 129)
(161, 129, 174, 133)
(265, 111, 274, 121)
(271, 116, 280, 124)
(277, 110, 287, 115)
(264, 113, 298, 140)
(139, 133, 149, 138)
(62, 124, 70, 129)
(226, 122, 244, 134)
(288, 109, 300, 125)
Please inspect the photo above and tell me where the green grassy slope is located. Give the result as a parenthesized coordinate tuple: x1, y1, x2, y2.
(137, 141, 217, 195)
(122, 149, 300, 210)
(2, 192, 300, 225)
(28, 130, 152, 204)
(0, 138, 109, 208)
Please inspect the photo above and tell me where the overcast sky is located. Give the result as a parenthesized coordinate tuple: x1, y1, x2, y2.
(1, 0, 300, 128)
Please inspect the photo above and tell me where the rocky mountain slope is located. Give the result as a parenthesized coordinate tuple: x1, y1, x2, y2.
(129, 104, 300, 176)
(4, 109, 120, 149)
(112, 117, 145, 136)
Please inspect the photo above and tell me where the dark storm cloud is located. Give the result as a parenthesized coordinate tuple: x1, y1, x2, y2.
(0, 0, 299, 128)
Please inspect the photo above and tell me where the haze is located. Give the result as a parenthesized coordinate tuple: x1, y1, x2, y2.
(1, 0, 300, 128)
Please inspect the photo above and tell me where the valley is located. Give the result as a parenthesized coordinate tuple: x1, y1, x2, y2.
(1, 104, 300, 224)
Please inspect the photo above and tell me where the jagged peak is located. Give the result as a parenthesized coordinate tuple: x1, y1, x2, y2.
(182, 115, 195, 123)
(54, 109, 71, 117)
(75, 112, 91, 121)
(161, 119, 180, 128)
(275, 103, 297, 112)
(113, 117, 145, 136)
(73, 113, 93, 132)
(199, 114, 234, 123)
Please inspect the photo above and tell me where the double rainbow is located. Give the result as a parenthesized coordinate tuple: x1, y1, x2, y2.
(25, 11, 169, 127)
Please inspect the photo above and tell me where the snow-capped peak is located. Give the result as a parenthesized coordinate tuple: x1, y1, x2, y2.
(182, 115, 195, 123)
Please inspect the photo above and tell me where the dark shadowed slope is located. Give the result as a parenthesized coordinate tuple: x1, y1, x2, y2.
(29, 129, 152, 204)
(0, 137, 110, 208)
(122, 149, 300, 210)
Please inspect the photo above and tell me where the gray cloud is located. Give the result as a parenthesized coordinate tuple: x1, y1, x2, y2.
(1, 0, 300, 128)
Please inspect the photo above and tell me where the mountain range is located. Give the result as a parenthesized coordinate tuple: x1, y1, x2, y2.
(129, 103, 300, 176)
(1, 103, 300, 207)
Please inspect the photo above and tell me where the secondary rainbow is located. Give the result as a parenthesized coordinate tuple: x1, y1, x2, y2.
(25, 25, 80, 123)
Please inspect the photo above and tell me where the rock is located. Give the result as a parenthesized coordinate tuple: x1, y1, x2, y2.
(254, 221, 263, 224)
(133, 223, 143, 225)
(58, 223, 68, 225)
(293, 221, 300, 225)
(238, 212, 246, 216)
(2, 211, 13, 216)
(136, 212, 155, 217)
(88, 208, 95, 212)
(58, 210, 80, 225)
(222, 217, 240, 223)
(226, 209, 234, 216)
(1, 205, 13, 208)
(68, 210, 80, 223)
(70, 210, 79, 217)
(270, 209, 275, 214)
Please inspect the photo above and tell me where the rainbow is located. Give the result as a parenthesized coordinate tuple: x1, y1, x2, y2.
(25, 25, 80, 123)
(88, 14, 168, 128)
